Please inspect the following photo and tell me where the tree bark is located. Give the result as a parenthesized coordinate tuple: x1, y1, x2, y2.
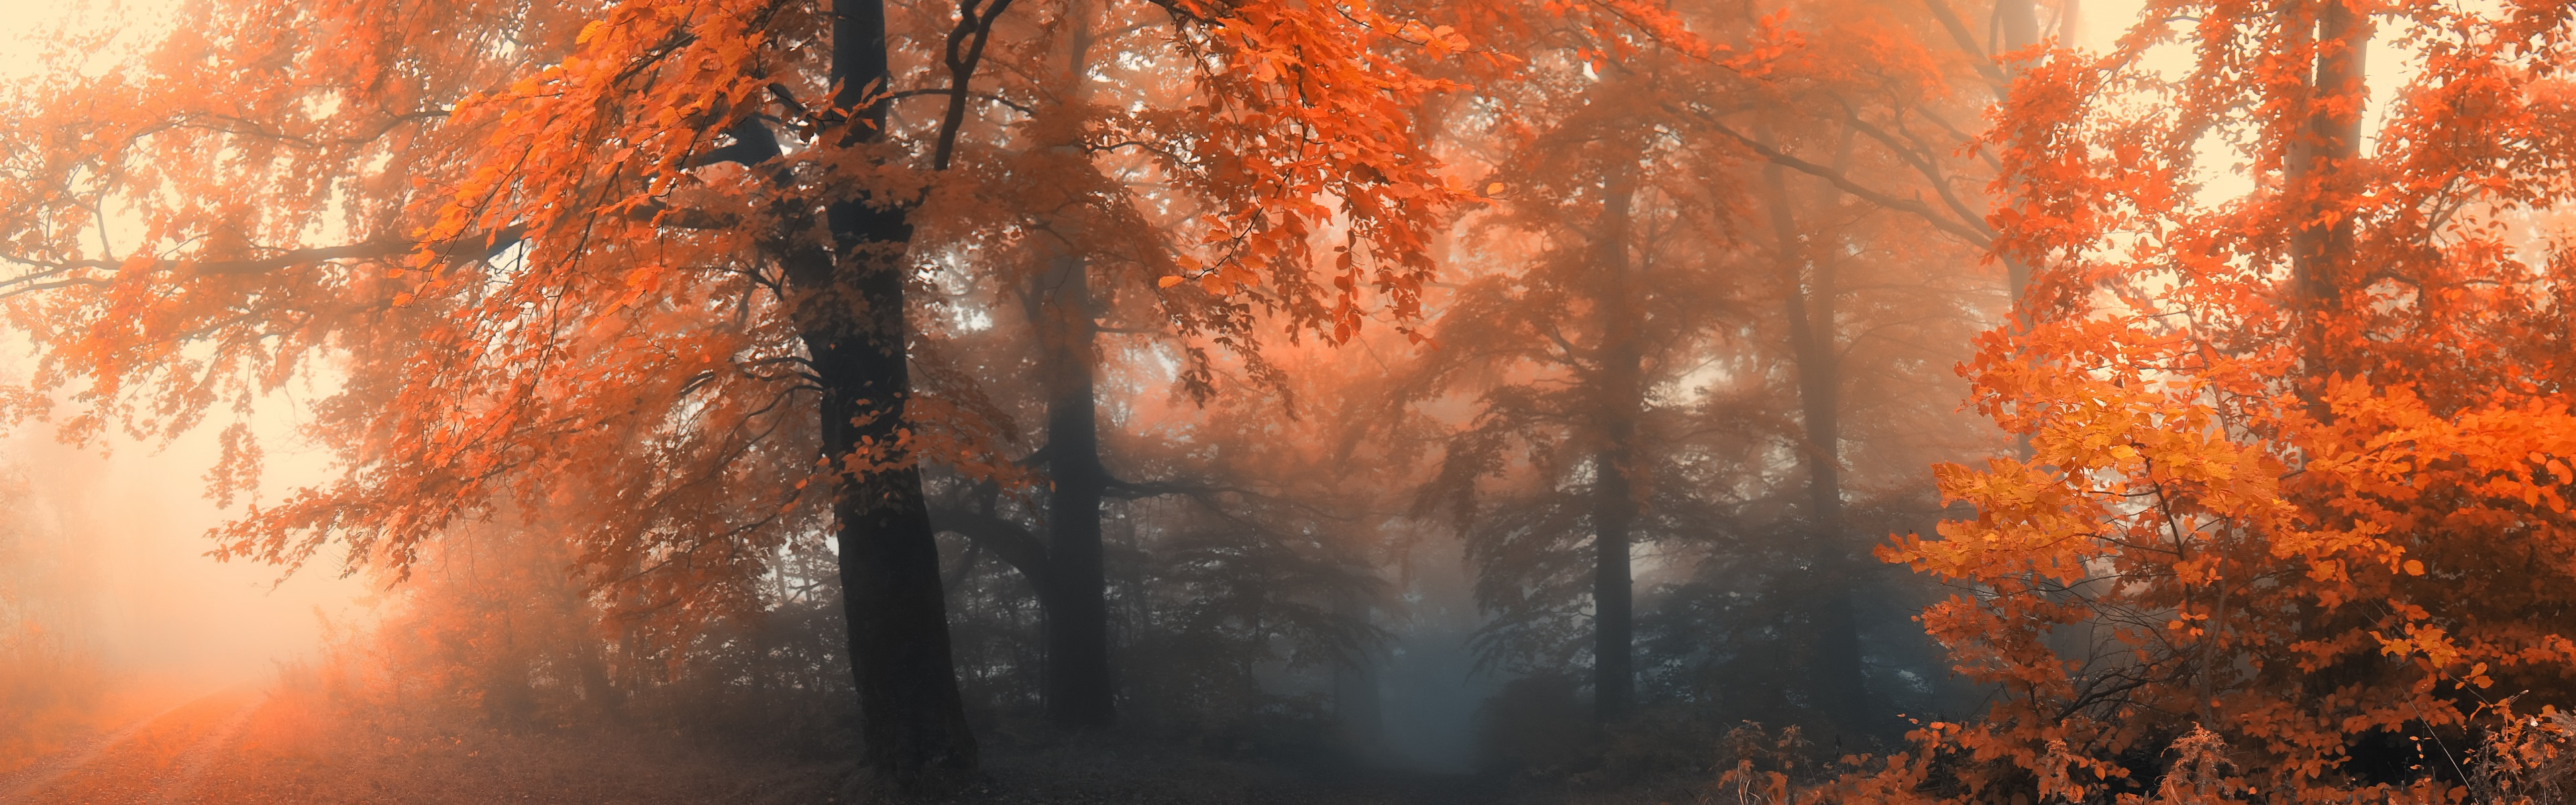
(1026, 5, 1120, 729)
(796, 0, 977, 787)
(2288, 0, 2369, 410)
(1592, 166, 1643, 723)
(1030, 231, 1118, 729)
(1997, 0, 2039, 329)
(575, 635, 622, 718)
(1764, 158, 1873, 739)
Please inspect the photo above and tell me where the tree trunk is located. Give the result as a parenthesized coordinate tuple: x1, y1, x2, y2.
(1036, 5, 1118, 728)
(2288, 0, 2369, 409)
(1592, 166, 1643, 723)
(575, 635, 622, 718)
(1030, 231, 1118, 729)
(1764, 159, 1873, 740)
(794, 0, 977, 787)
(1998, 0, 2039, 327)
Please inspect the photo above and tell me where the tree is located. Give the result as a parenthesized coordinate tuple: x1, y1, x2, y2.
(1655, 0, 2029, 742)
(1403, 0, 2008, 737)
(1101, 380, 1395, 739)
(0, 0, 1471, 786)
(1876, 0, 2576, 799)
(1409, 62, 1745, 722)
(924, 325, 1403, 739)
(877, 0, 1481, 729)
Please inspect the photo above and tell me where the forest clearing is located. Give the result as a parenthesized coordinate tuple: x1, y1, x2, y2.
(6, 0, 2576, 801)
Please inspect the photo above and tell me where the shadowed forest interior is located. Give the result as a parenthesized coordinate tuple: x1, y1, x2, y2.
(5, 0, 2576, 802)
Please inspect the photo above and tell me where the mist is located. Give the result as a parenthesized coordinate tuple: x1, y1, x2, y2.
(8, 0, 2576, 803)
(7, 423, 364, 676)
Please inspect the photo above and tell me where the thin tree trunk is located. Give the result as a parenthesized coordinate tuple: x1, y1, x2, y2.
(1764, 158, 1872, 739)
(576, 636, 621, 718)
(2289, 0, 2369, 411)
(1592, 166, 1643, 723)
(793, 0, 977, 787)
(1032, 231, 1117, 729)
(1027, 3, 1118, 729)
(1998, 0, 2039, 329)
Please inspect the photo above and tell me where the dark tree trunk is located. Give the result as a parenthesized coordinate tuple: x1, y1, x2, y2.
(1764, 160, 1873, 739)
(1030, 233, 1118, 729)
(2288, 0, 2369, 409)
(790, 0, 977, 787)
(576, 643, 620, 715)
(1592, 167, 1642, 723)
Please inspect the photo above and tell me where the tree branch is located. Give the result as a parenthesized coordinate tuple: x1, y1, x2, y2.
(926, 504, 1052, 593)
(1678, 106, 1996, 248)
(931, 0, 1021, 171)
(1922, 0, 2011, 90)
(1837, 107, 1998, 242)
(0, 225, 529, 286)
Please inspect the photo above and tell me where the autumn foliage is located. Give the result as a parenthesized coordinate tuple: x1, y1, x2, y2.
(1868, 1, 2576, 802)
(11, 0, 2576, 798)
(1, 0, 1488, 784)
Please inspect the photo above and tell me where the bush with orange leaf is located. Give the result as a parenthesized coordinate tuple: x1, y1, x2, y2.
(1854, 0, 2576, 802)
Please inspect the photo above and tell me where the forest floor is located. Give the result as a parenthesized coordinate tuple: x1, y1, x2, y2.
(1, 682, 851, 805)
(939, 740, 1706, 805)
(0, 686, 1707, 805)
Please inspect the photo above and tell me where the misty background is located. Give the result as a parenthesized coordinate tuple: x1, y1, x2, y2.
(0, 0, 2331, 799)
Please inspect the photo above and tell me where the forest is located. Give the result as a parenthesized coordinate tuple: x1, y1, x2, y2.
(3, 0, 2575, 802)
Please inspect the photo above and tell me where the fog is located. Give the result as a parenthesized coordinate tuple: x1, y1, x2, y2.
(0, 366, 382, 799)
(7, 0, 2570, 803)
(3, 411, 368, 680)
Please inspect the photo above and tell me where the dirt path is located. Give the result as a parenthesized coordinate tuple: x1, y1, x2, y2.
(1, 687, 263, 805)
(0, 701, 184, 801)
